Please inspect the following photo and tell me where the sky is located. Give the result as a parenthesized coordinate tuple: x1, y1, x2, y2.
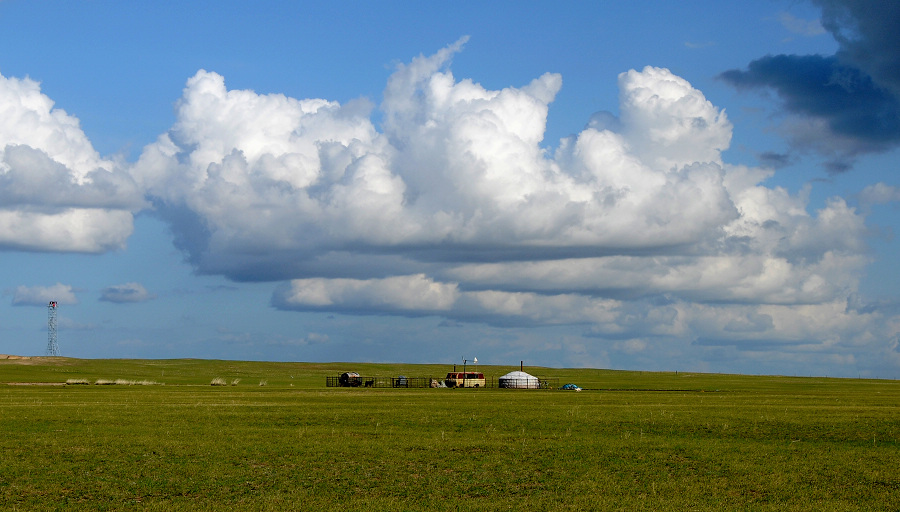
(1, 0, 899, 378)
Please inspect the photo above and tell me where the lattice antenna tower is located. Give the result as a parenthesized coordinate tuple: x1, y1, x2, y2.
(46, 301, 59, 356)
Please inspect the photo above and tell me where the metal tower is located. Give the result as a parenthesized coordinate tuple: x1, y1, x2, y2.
(46, 301, 59, 356)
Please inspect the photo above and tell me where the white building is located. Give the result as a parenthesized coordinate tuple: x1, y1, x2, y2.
(498, 370, 540, 389)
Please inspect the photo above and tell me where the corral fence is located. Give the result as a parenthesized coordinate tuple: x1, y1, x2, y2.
(326, 376, 560, 389)
(325, 376, 438, 388)
(498, 377, 560, 389)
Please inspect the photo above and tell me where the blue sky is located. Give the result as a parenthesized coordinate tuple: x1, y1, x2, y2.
(2, 0, 899, 378)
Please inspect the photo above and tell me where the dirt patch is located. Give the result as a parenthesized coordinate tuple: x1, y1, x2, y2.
(0, 355, 69, 366)
(0, 355, 38, 365)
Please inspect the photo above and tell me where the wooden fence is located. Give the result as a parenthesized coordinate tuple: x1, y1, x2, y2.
(325, 376, 560, 389)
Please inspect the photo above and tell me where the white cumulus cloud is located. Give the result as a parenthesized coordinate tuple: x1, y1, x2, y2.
(273, 274, 459, 314)
(0, 72, 144, 253)
(136, 41, 748, 280)
(12, 283, 78, 306)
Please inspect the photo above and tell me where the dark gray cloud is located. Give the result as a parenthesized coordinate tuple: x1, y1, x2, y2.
(721, 55, 899, 145)
(757, 151, 794, 169)
(720, 0, 900, 170)
(99, 282, 155, 303)
(817, 0, 900, 97)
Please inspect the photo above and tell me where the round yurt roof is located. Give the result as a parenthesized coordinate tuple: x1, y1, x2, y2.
(499, 370, 537, 381)
(499, 370, 540, 388)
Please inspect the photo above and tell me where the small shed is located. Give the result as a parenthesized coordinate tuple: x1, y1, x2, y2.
(499, 370, 540, 389)
(339, 372, 361, 387)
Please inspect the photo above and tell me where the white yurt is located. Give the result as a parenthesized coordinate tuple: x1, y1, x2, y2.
(498, 370, 540, 389)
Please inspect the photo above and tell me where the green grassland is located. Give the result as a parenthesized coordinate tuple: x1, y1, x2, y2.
(1, 357, 898, 511)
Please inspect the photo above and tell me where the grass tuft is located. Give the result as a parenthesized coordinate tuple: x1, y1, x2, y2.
(91, 378, 162, 386)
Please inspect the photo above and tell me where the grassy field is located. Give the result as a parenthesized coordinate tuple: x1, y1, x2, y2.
(1, 357, 898, 511)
